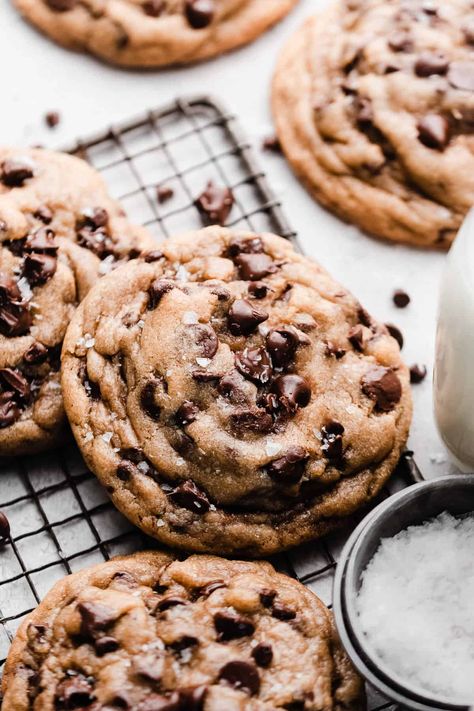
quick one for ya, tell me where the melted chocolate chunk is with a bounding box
[192,324,218,358]
[448,61,474,91]
[265,447,309,484]
[414,53,448,77]
[325,341,346,359]
[0,368,30,400]
[175,401,199,427]
[148,279,175,309]
[33,206,53,224]
[185,0,214,29]
[169,636,199,654]
[321,421,344,464]
[24,342,48,364]
[0,273,31,337]
[218,661,260,696]
[198,580,226,597]
[22,253,57,286]
[252,642,273,668]
[214,611,255,641]
[417,114,450,150]
[230,408,273,434]
[248,281,268,299]
[141,381,162,420]
[169,480,210,514]
[259,588,276,607]
[156,596,188,612]
[143,0,164,16]
[266,328,300,367]
[143,250,164,263]
[386,323,404,349]
[80,207,109,230]
[393,289,410,308]
[361,366,402,412]
[410,363,427,383]
[178,686,207,711]
[78,601,117,638]
[227,236,264,257]
[217,370,247,403]
[271,375,311,414]
[55,673,95,710]
[348,325,365,352]
[0,511,11,544]
[0,392,20,429]
[227,299,268,336]
[25,227,58,254]
[235,252,277,281]
[1,158,35,187]
[272,603,296,621]
[194,181,233,224]
[116,461,137,482]
[235,346,272,384]
[94,636,119,656]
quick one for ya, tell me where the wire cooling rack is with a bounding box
[0,96,421,709]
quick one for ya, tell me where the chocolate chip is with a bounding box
[194,180,233,224]
[214,611,255,641]
[45,0,78,9]
[33,206,53,224]
[116,461,136,482]
[185,0,214,28]
[1,158,35,187]
[272,603,296,621]
[325,342,346,359]
[192,324,218,358]
[271,375,311,413]
[55,674,95,710]
[0,392,20,429]
[228,236,264,257]
[348,325,365,352]
[141,381,161,420]
[234,253,277,281]
[94,636,119,656]
[148,279,175,309]
[0,368,30,401]
[178,686,207,711]
[248,281,268,299]
[266,328,299,368]
[228,299,268,336]
[448,61,474,91]
[80,207,109,230]
[198,580,226,597]
[410,364,427,383]
[361,366,402,412]
[210,285,231,301]
[143,250,164,263]
[230,408,273,434]
[169,636,199,654]
[23,342,48,365]
[174,401,198,428]
[218,661,260,696]
[262,135,282,153]
[78,601,117,638]
[388,32,413,52]
[393,289,410,308]
[259,589,276,608]
[414,53,448,77]
[143,0,165,16]
[156,596,188,612]
[22,253,57,286]
[0,511,11,544]
[169,480,210,514]
[235,346,272,384]
[265,447,309,484]
[25,227,58,255]
[321,421,344,463]
[156,184,174,202]
[385,323,404,349]
[417,114,450,150]
[45,111,60,128]
[217,371,247,403]
[252,642,273,668]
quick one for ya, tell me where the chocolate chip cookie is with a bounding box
[61,227,411,556]
[0,147,153,456]
[273,0,474,248]
[14,0,299,68]
[1,551,365,711]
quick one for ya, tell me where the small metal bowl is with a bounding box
[333,475,474,711]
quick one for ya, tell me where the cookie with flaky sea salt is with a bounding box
[273,0,474,248]
[14,0,299,68]
[61,226,411,556]
[0,147,154,457]
[1,551,365,711]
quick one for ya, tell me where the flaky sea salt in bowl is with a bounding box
[333,475,474,711]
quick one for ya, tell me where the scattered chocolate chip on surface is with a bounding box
[393,289,410,308]
[410,364,427,384]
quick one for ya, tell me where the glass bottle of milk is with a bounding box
[434,209,474,473]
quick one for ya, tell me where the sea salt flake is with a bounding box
[98,254,116,275]
[137,320,145,330]
[17,277,32,301]
[156,520,165,528]
[83,431,93,443]
[101,432,113,444]
[182,311,198,325]
[137,461,149,473]
[175,265,189,282]
[84,334,95,349]
[265,441,281,457]
[196,357,211,367]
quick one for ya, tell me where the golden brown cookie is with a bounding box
[14,0,299,68]
[61,227,412,556]
[1,551,366,711]
[272,0,474,248]
[0,147,153,456]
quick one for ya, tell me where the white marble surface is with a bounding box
[0,0,459,478]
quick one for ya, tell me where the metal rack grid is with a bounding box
[0,96,420,709]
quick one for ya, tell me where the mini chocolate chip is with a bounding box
[260,588,277,607]
[271,374,311,413]
[393,289,410,308]
[141,381,161,420]
[185,0,214,28]
[143,250,164,263]
[33,206,53,224]
[199,580,226,597]
[23,253,57,286]
[321,421,344,463]
[388,32,413,52]
[262,135,282,152]
[414,53,448,77]
[95,636,119,656]
[218,661,260,696]
[1,158,35,187]
[214,611,255,641]
[410,364,427,383]
[78,601,117,638]
[248,281,268,299]
[230,408,273,434]
[325,341,346,359]
[24,342,48,364]
[55,674,95,710]
[385,323,404,349]
[169,480,210,514]
[193,324,218,358]
[235,346,272,384]
[227,236,264,257]
[348,325,365,352]
[156,596,188,612]
[361,366,402,412]
[272,603,296,621]
[266,328,299,368]
[0,511,11,544]
[448,61,474,91]
[252,642,273,668]
[148,279,175,309]
[143,0,164,16]
[0,392,20,428]
[116,461,136,481]
[417,114,450,150]
[194,180,233,224]
[265,447,309,484]
[228,299,268,336]
[235,253,277,281]
[175,401,199,427]
[0,368,30,400]
[45,111,60,128]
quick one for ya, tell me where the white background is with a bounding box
[0,0,458,478]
